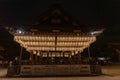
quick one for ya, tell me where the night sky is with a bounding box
[0,0,119,25]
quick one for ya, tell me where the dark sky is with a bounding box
[0,0,119,58]
[0,0,119,37]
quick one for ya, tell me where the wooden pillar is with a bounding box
[78,52,81,64]
[69,52,72,64]
[73,51,75,64]
[39,51,42,64]
[19,46,23,64]
[50,52,52,64]
[71,51,74,64]
[40,52,43,64]
[35,53,37,63]
[36,51,40,64]
[47,52,49,64]
[88,47,91,60]
[29,51,33,64]
[63,52,65,64]
[59,52,62,64]
[48,52,50,64]
[88,47,91,64]
[37,51,39,64]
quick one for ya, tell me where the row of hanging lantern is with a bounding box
[27,47,55,51]
[14,36,95,46]
[14,35,96,42]
[57,42,89,46]
[27,46,84,51]
[23,41,89,47]
[24,42,55,46]
[14,36,55,41]
[14,39,90,52]
[13,33,96,56]
[14,38,93,46]
[14,38,23,44]
[56,47,84,51]
[57,36,96,42]
[71,51,78,56]
[32,51,72,57]
[41,54,69,57]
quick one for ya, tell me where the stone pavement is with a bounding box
[0,76,120,80]
[0,68,7,78]
[102,64,120,76]
[0,64,120,80]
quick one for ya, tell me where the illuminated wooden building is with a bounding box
[6,4,104,76]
